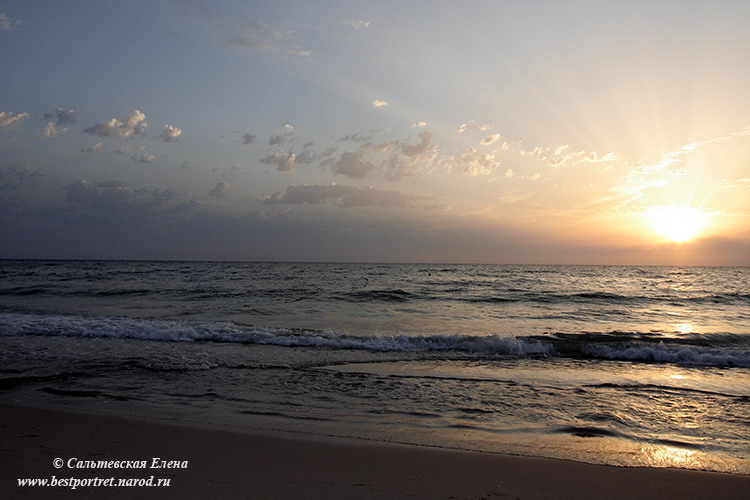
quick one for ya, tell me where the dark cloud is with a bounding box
[43,107,76,136]
[336,134,374,143]
[264,184,413,209]
[241,133,256,145]
[79,143,102,153]
[332,150,375,179]
[210,181,233,197]
[43,108,76,125]
[267,123,294,146]
[0,164,44,191]
[260,152,296,175]
[227,20,282,51]
[384,131,438,181]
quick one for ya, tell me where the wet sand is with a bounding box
[2,404,748,499]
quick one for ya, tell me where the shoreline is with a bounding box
[2,403,748,499]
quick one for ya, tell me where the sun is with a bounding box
[644,205,711,243]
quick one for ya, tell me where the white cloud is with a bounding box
[84,110,148,139]
[412,121,427,128]
[371,100,389,108]
[131,153,155,163]
[0,111,30,129]
[445,147,502,176]
[480,133,502,146]
[0,13,20,31]
[520,144,617,168]
[346,20,371,30]
[458,122,493,133]
[44,122,66,137]
[210,181,233,197]
[157,125,182,143]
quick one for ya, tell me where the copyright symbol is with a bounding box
[53,458,64,469]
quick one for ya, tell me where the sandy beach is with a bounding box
[1,404,747,499]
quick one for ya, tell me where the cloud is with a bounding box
[0,164,44,191]
[445,147,502,176]
[384,131,438,180]
[480,133,502,146]
[64,180,182,210]
[42,108,76,136]
[131,153,155,163]
[336,133,373,143]
[80,142,102,153]
[44,122,66,137]
[264,183,413,208]
[346,20,371,30]
[43,108,75,124]
[65,179,134,205]
[412,121,427,128]
[0,13,20,31]
[295,146,336,165]
[227,20,280,50]
[268,123,295,145]
[260,152,296,175]
[157,125,182,143]
[241,132,256,145]
[0,111,29,129]
[338,187,413,209]
[458,122,493,133]
[332,150,376,179]
[209,181,233,197]
[84,110,148,139]
[371,100,389,108]
[226,19,310,56]
[177,2,310,56]
[268,134,290,146]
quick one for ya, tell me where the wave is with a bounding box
[337,289,416,303]
[1,313,748,368]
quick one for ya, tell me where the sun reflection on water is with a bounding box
[647,445,698,467]
[673,322,695,334]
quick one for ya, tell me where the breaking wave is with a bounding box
[1,313,748,368]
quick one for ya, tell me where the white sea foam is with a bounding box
[2,312,748,367]
[0,312,550,355]
[583,343,750,368]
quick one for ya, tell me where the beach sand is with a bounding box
[2,404,748,499]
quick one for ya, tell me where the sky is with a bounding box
[1,0,749,265]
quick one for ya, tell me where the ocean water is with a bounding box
[1,260,748,474]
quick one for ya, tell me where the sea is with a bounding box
[1,260,748,474]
